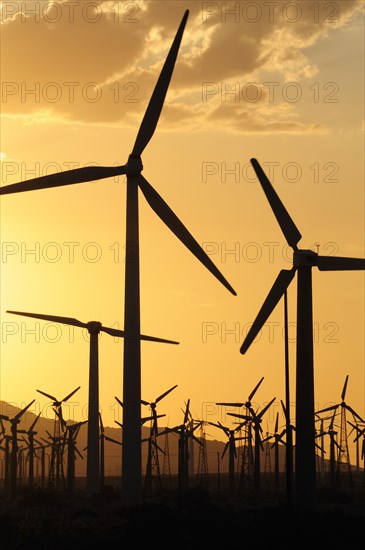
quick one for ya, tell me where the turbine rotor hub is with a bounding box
[293,249,318,267]
[126,154,143,177]
[87,321,102,334]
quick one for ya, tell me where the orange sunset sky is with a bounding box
[0,0,364,463]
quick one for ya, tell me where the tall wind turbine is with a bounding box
[240,158,365,508]
[6,309,177,497]
[0,10,236,505]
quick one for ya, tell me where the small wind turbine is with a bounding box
[316,375,364,486]
[0,400,35,498]
[6,309,177,497]
[228,397,276,495]
[261,412,286,494]
[36,385,80,490]
[23,413,41,489]
[141,384,177,496]
[209,420,246,497]
[0,10,236,506]
[240,158,365,508]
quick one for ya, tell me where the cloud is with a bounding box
[0,0,363,133]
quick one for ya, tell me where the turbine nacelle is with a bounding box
[293,249,318,267]
[126,154,143,177]
[86,321,102,334]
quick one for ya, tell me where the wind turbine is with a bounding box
[216,377,264,489]
[0,400,35,498]
[240,158,365,508]
[0,10,236,506]
[141,384,177,496]
[208,420,246,497]
[228,397,276,495]
[316,375,364,486]
[36,385,80,490]
[23,413,41,489]
[6,309,177,497]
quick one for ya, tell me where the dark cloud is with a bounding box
[1,0,362,132]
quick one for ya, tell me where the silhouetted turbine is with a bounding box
[36,385,80,490]
[209,420,246,496]
[1,10,236,506]
[0,400,35,498]
[23,413,41,488]
[228,397,276,495]
[7,309,177,497]
[240,158,365,508]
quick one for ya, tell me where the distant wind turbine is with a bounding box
[6,309,177,497]
[0,400,35,498]
[240,158,365,508]
[0,9,236,505]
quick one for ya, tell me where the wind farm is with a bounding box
[0,0,364,545]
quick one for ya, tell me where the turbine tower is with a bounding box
[240,158,365,508]
[0,10,236,506]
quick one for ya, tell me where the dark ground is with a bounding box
[1,476,364,548]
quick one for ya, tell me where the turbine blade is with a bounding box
[0,165,126,195]
[62,386,81,403]
[115,396,123,408]
[345,404,364,423]
[75,446,84,460]
[6,310,86,329]
[131,10,189,156]
[221,442,229,459]
[156,384,178,404]
[99,413,104,433]
[248,377,264,402]
[316,404,339,415]
[140,333,180,345]
[138,174,236,296]
[105,436,122,446]
[140,399,150,407]
[240,268,296,354]
[317,255,365,271]
[37,389,58,402]
[14,400,35,422]
[227,412,251,421]
[101,325,179,345]
[29,413,41,432]
[341,375,349,401]
[257,397,276,420]
[250,158,302,249]
[215,402,244,407]
[184,399,190,425]
[274,413,279,433]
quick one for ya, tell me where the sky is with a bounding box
[0,0,364,465]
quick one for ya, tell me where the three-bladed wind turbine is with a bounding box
[240,158,365,508]
[0,400,35,498]
[228,397,276,495]
[141,384,177,496]
[36,385,80,490]
[261,412,286,494]
[316,375,364,485]
[208,420,246,496]
[23,413,41,489]
[6,309,177,497]
[1,10,236,505]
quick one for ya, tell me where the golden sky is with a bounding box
[1,1,364,462]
